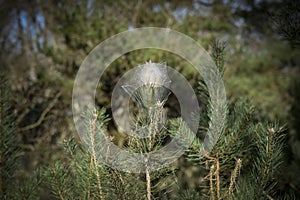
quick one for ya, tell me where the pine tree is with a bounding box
[42,41,293,199]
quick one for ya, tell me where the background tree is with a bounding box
[271,0,300,195]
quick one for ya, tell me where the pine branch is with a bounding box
[46,162,71,200]
[215,158,221,200]
[0,74,21,198]
[107,167,124,200]
[89,108,104,200]
[254,125,285,197]
[17,171,42,200]
[227,158,242,195]
[209,164,215,200]
[146,164,152,200]
[211,40,226,76]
